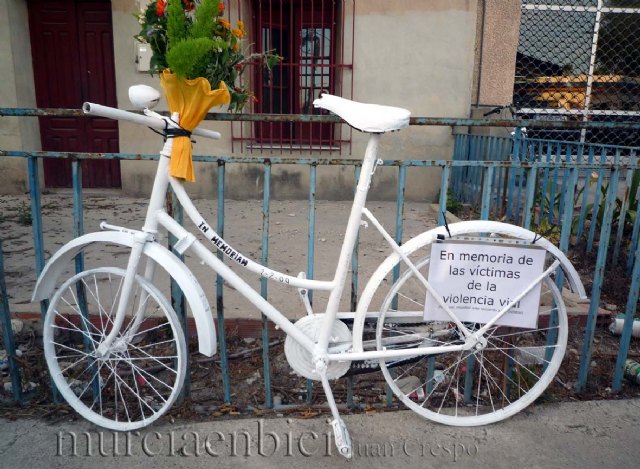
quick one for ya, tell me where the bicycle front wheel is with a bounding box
[43,267,187,431]
[371,229,568,426]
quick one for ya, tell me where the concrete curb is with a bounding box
[1,398,639,468]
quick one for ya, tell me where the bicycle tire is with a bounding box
[43,267,187,431]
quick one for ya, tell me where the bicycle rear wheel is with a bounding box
[43,267,187,431]
[371,229,568,426]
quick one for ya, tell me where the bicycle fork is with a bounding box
[95,230,153,357]
[96,127,174,357]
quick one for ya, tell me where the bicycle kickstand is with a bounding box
[317,362,352,459]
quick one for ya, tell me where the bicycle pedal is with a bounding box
[331,418,352,459]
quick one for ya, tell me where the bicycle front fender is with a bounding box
[352,220,587,353]
[32,231,217,357]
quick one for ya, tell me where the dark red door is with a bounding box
[28,0,120,188]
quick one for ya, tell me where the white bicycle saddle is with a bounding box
[313,93,411,133]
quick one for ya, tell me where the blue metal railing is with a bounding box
[453,132,640,393]
[3,108,640,407]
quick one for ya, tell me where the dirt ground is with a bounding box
[0,192,438,319]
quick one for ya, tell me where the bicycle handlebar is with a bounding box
[82,102,222,140]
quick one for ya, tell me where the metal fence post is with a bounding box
[306,164,317,404]
[0,242,23,404]
[168,188,189,399]
[576,161,620,391]
[216,161,231,403]
[261,162,273,408]
[612,235,640,391]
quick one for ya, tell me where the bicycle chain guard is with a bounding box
[284,315,352,380]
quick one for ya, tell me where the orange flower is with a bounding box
[237,20,244,30]
[156,0,166,16]
[232,28,245,39]
[218,1,225,14]
[218,18,231,29]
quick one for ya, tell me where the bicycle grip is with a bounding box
[82,102,222,140]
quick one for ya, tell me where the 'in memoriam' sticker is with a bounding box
[424,242,546,329]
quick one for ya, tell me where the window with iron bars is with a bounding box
[230,0,354,153]
[514,0,640,146]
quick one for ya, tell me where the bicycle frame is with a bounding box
[93,109,577,367]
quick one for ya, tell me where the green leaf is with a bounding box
[166,38,217,78]
[191,0,219,39]
[167,0,187,45]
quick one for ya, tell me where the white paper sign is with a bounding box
[424,241,546,329]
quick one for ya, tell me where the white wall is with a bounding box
[350,0,477,200]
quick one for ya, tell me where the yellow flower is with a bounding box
[232,28,245,39]
[218,18,231,29]
[237,20,244,29]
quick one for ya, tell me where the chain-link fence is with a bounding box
[514,0,640,146]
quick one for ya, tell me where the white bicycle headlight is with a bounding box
[128,84,161,110]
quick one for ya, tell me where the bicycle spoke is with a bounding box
[58,354,93,375]
[58,296,103,340]
[81,276,116,336]
[110,355,178,361]
[122,355,171,404]
[52,340,93,357]
[125,348,148,422]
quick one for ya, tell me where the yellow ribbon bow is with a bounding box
[160,70,231,182]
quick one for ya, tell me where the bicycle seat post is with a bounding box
[315,133,381,358]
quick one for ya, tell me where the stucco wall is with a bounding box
[470,0,521,140]
[0,0,41,194]
[471,0,521,107]
[351,0,477,200]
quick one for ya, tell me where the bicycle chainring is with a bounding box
[284,315,352,380]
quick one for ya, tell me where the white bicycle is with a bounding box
[33,89,586,459]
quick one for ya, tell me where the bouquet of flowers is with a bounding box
[136,0,280,181]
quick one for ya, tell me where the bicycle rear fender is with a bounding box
[32,231,217,357]
[352,220,587,353]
